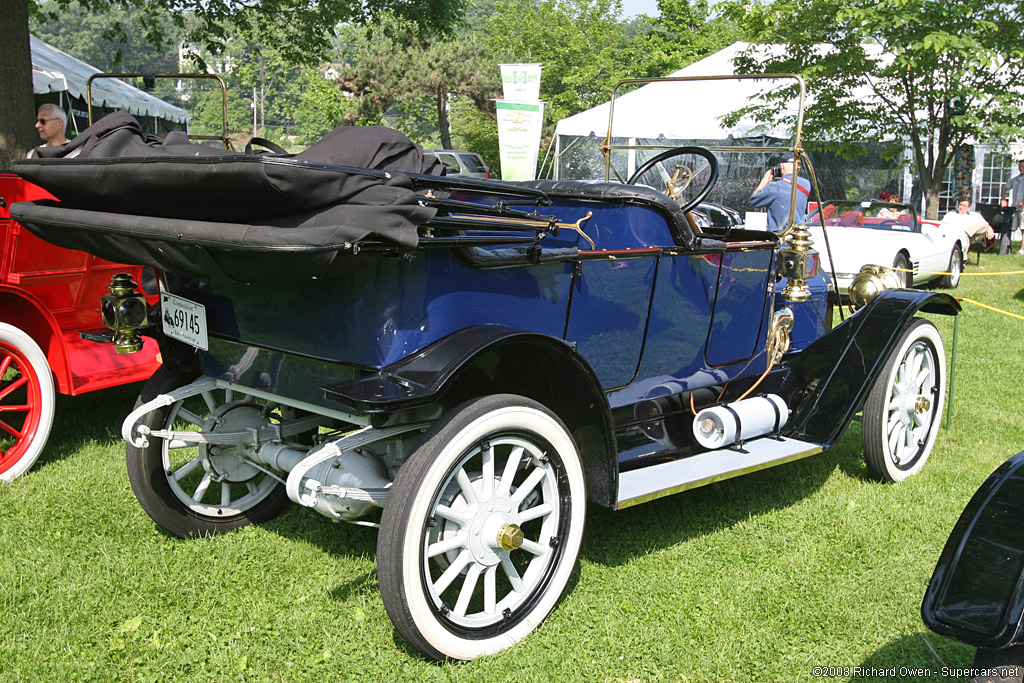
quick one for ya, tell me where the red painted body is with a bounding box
[0,173,160,396]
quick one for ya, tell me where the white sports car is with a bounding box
[807,200,969,292]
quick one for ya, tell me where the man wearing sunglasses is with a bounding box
[28,104,69,157]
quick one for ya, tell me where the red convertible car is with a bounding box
[0,173,160,481]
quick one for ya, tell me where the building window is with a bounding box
[937,164,961,215]
[981,151,1013,204]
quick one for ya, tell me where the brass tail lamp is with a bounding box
[777,222,819,303]
[100,273,149,354]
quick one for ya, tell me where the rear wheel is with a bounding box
[862,318,945,482]
[0,323,55,482]
[939,245,963,289]
[377,394,586,660]
[126,367,289,537]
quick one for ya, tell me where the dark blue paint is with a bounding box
[706,248,773,366]
[777,274,832,352]
[177,251,573,368]
[165,185,839,475]
[566,256,658,388]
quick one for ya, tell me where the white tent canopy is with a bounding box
[31,35,188,125]
[554,43,799,142]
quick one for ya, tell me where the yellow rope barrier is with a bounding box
[894,267,1024,276]
[879,268,1024,320]
[956,297,1024,322]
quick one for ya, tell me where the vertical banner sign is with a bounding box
[496,101,545,181]
[500,63,542,102]
[498,63,543,180]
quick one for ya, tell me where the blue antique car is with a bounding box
[10,77,960,661]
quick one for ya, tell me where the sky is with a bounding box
[621,0,661,19]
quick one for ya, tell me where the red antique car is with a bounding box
[0,172,160,481]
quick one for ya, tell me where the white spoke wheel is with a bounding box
[862,318,945,482]
[126,367,289,538]
[0,323,54,482]
[377,395,586,661]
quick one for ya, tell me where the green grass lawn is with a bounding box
[2,252,1024,682]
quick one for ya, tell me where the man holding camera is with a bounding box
[750,152,810,232]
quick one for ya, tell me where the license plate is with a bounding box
[161,293,209,350]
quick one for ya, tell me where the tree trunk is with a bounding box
[923,183,941,220]
[918,160,946,220]
[0,0,41,168]
[437,91,451,150]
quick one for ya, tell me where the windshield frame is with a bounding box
[601,74,808,233]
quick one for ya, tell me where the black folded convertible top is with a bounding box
[11,111,441,281]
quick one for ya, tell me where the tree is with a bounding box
[414,37,498,150]
[720,0,1024,218]
[292,68,357,146]
[1,2,39,163]
[2,0,467,166]
[336,16,498,148]
[483,0,642,129]
[633,0,744,77]
[30,1,177,73]
[186,87,254,140]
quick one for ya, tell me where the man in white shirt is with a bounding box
[1001,159,1024,254]
[27,103,69,158]
[941,199,995,246]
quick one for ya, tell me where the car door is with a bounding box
[917,218,956,277]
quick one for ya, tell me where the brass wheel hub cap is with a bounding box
[497,523,524,551]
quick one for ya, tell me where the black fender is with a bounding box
[322,325,619,507]
[781,289,960,445]
[922,451,1024,649]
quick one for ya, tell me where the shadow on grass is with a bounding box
[40,375,874,651]
[581,433,866,567]
[261,506,379,560]
[34,381,148,471]
[851,632,973,681]
[264,426,871,598]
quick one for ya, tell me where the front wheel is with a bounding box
[377,395,586,660]
[862,318,945,482]
[0,323,55,482]
[938,245,963,289]
[126,367,290,538]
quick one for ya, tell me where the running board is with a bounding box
[616,436,824,509]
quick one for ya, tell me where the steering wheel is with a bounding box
[626,146,719,212]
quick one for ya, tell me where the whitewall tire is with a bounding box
[377,394,586,661]
[862,318,945,482]
[0,323,55,482]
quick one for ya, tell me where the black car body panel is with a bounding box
[923,451,1024,649]
[782,289,960,446]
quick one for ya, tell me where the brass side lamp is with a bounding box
[100,273,149,354]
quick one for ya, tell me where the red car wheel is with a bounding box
[0,324,55,482]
